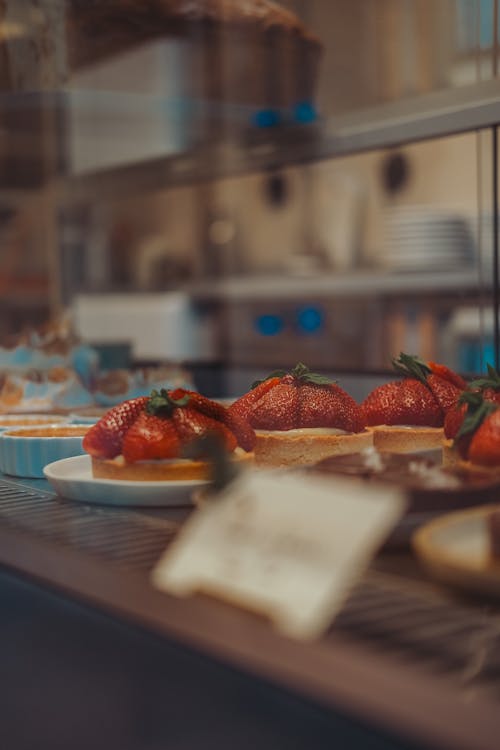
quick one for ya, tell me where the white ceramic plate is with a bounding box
[68,412,102,424]
[412,504,500,599]
[0,414,69,432]
[43,454,207,507]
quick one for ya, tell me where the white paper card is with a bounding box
[151,469,406,640]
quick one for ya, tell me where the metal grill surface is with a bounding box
[334,573,500,702]
[0,477,179,572]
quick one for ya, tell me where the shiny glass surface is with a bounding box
[0,1,498,375]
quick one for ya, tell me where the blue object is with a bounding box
[296,306,324,335]
[293,101,318,124]
[458,339,494,373]
[252,109,282,128]
[255,314,284,337]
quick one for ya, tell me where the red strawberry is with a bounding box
[222,409,256,452]
[298,383,364,432]
[468,409,500,466]
[367,352,466,427]
[426,373,462,415]
[229,376,282,421]
[361,379,442,427]
[443,402,467,440]
[467,364,500,404]
[172,407,237,453]
[169,388,227,422]
[444,401,471,458]
[481,387,500,405]
[170,387,256,451]
[428,362,467,390]
[82,396,149,459]
[233,364,364,433]
[122,412,180,462]
[447,392,499,460]
[162,387,255,452]
[249,382,299,431]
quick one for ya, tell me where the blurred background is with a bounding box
[1,0,500,398]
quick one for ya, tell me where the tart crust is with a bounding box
[456,459,500,479]
[367,426,444,454]
[91,448,253,481]
[441,437,459,467]
[254,430,373,467]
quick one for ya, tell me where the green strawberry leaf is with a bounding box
[290,362,331,385]
[457,390,485,408]
[291,362,309,379]
[391,352,431,385]
[455,393,497,441]
[146,388,190,416]
[468,363,500,391]
[251,362,335,390]
[299,371,334,386]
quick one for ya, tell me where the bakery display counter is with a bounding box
[1,472,500,750]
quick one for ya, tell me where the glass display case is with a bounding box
[1,1,500,389]
[3,5,500,750]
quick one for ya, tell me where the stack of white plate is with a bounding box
[381,207,473,272]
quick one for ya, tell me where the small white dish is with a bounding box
[43,454,207,507]
[68,410,104,424]
[0,413,68,431]
[0,424,89,479]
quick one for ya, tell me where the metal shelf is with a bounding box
[185,268,486,301]
[2,79,500,200]
[325,78,500,156]
[57,78,500,202]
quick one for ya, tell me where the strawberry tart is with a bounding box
[443,392,500,478]
[228,362,372,467]
[443,365,500,466]
[83,389,254,481]
[361,353,466,453]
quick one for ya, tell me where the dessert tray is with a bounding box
[412,505,500,599]
[43,455,206,508]
[312,449,500,548]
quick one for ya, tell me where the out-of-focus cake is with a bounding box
[66,0,322,114]
[91,365,195,407]
[0,367,95,413]
[0,321,98,381]
[312,448,500,514]
[0,320,98,413]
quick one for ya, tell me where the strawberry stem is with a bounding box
[252,362,333,389]
[392,352,431,384]
[468,363,500,391]
[146,388,190,417]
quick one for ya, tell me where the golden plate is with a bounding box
[412,504,500,599]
